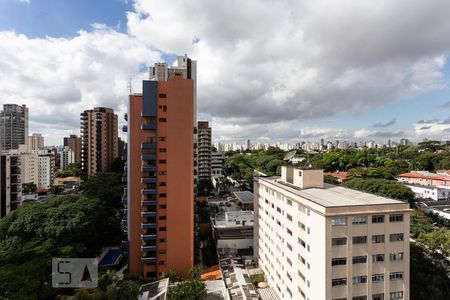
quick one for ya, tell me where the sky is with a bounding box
[0,0,450,146]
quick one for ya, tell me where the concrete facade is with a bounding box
[0,104,28,151]
[0,153,22,217]
[126,60,195,280]
[254,167,410,300]
[29,133,44,150]
[80,107,118,175]
[64,134,82,164]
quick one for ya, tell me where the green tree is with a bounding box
[167,280,207,300]
[417,229,450,258]
[198,178,214,196]
[162,270,182,283]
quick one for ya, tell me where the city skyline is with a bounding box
[1,0,450,145]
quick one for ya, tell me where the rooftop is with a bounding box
[213,211,254,228]
[219,257,259,300]
[233,191,254,204]
[260,176,405,208]
[398,172,450,181]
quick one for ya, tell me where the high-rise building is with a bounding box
[0,153,22,217]
[29,133,44,150]
[125,59,195,280]
[211,151,224,176]
[32,150,54,190]
[20,153,39,187]
[60,146,75,171]
[80,107,118,175]
[63,134,82,164]
[0,104,29,151]
[197,121,212,180]
[254,166,410,300]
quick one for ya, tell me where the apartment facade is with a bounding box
[126,61,195,279]
[0,153,22,217]
[0,104,29,151]
[212,151,225,176]
[80,107,118,175]
[60,146,75,170]
[64,134,82,163]
[197,121,212,180]
[254,167,410,300]
[29,133,44,150]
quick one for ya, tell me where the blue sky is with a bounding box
[0,0,132,37]
[0,0,450,145]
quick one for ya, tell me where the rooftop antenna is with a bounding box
[127,76,134,94]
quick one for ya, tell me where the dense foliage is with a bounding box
[0,195,118,299]
[167,280,207,300]
[55,162,83,178]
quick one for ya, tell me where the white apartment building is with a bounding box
[31,150,54,190]
[28,133,44,150]
[20,153,39,186]
[254,166,410,300]
[60,146,75,170]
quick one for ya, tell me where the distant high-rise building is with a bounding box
[64,134,82,164]
[80,107,118,175]
[0,153,22,217]
[399,138,411,146]
[125,58,195,280]
[254,166,410,300]
[246,139,251,151]
[29,133,44,150]
[0,104,29,151]
[197,121,212,180]
[60,146,75,171]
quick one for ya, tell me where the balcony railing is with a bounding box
[141,245,157,251]
[141,155,156,161]
[141,123,157,130]
[141,223,158,229]
[141,234,157,241]
[142,143,157,149]
[142,165,156,172]
[141,189,157,195]
[141,200,157,206]
[141,177,157,184]
[141,211,157,217]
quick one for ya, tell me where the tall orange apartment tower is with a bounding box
[126,57,195,279]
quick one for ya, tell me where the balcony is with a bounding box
[142,165,156,172]
[141,143,157,149]
[123,208,128,215]
[141,123,157,130]
[141,223,158,229]
[122,176,127,183]
[141,200,157,206]
[122,125,128,133]
[141,177,157,184]
[141,154,156,161]
[141,245,157,251]
[141,257,157,264]
[141,234,157,241]
[141,211,157,217]
[141,189,157,195]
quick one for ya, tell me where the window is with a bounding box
[372,254,384,262]
[159,193,166,198]
[298,270,305,281]
[159,118,167,122]
[390,252,404,261]
[286,257,292,266]
[352,256,367,264]
[332,237,347,246]
[298,238,306,248]
[159,159,166,164]
[158,137,167,141]
[287,242,292,251]
[372,274,384,282]
[332,278,347,287]
[389,214,403,222]
[287,228,292,236]
[352,276,367,284]
[158,249,166,254]
[159,171,167,175]
[372,235,385,244]
[287,214,292,221]
[353,297,367,300]
[159,182,166,186]
[287,199,292,206]
[159,93,167,98]
[159,148,166,153]
[353,236,367,244]
[298,221,306,230]
[331,217,347,226]
[372,215,384,223]
[332,258,347,266]
[158,261,165,265]
[159,204,167,209]
[390,233,404,242]
[158,227,166,231]
[353,216,367,224]
[389,272,403,281]
[372,294,384,300]
[390,292,403,300]
[158,216,166,220]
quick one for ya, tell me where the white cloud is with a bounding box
[16,0,30,4]
[414,119,450,139]
[2,0,450,144]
